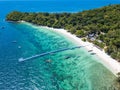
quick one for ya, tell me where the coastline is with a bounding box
[19,21,120,76]
[40,26,120,77]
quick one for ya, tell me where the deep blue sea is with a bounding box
[0,1,120,90]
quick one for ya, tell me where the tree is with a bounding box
[6,4,120,60]
[75,30,84,37]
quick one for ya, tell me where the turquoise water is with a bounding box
[0,1,120,90]
[1,22,116,90]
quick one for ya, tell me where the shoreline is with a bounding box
[40,26,120,77]
[18,21,120,76]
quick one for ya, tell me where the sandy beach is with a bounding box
[41,26,120,76]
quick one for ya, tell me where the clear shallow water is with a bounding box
[0,22,117,90]
[0,1,120,90]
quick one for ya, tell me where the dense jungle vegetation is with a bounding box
[6,4,120,61]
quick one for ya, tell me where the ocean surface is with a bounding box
[0,1,120,90]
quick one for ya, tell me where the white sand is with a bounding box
[41,26,120,76]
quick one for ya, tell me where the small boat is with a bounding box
[64,56,70,59]
[18,46,21,49]
[45,59,52,63]
[88,50,93,52]
[91,53,96,55]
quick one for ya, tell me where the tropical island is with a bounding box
[6,4,120,62]
[5,4,120,89]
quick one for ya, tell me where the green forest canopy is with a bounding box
[6,4,120,61]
